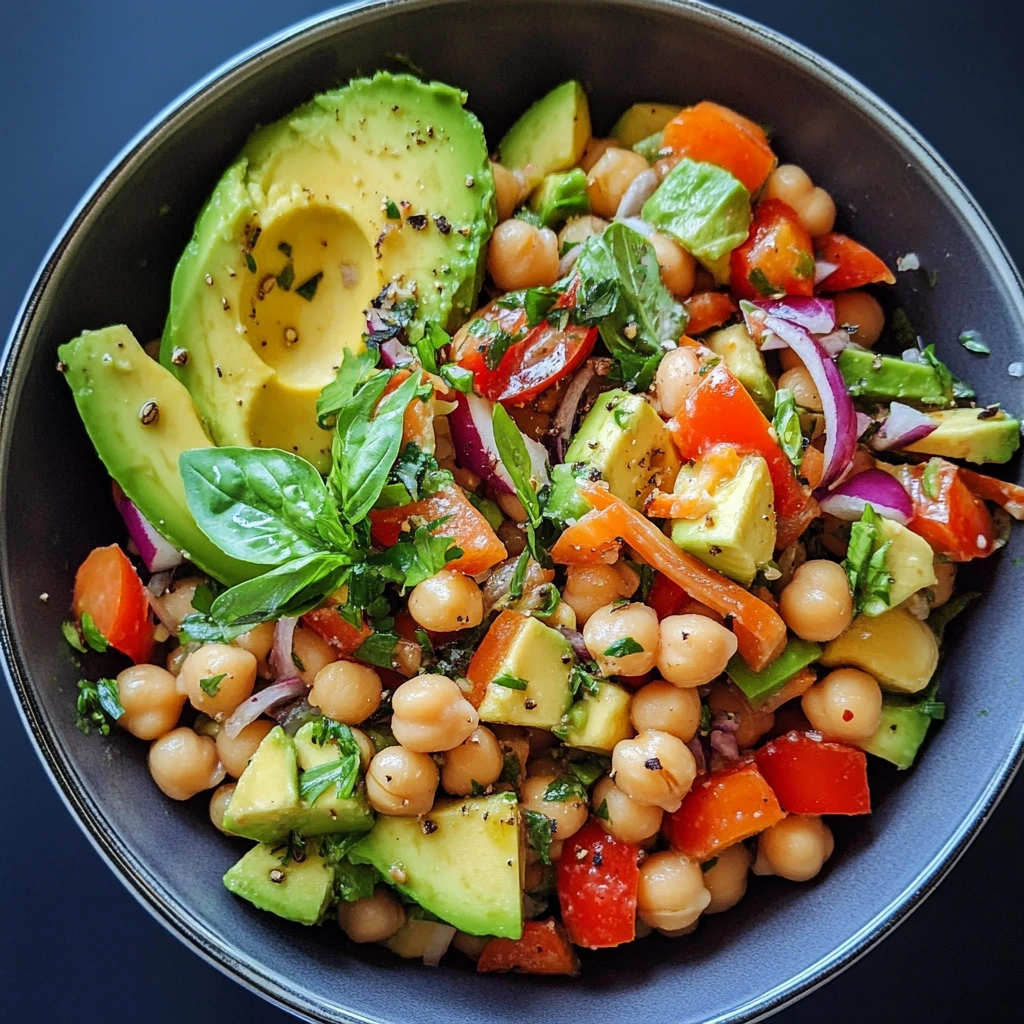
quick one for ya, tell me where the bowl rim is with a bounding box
[2,1,1023,1021]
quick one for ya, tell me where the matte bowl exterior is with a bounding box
[2,2,1022,1022]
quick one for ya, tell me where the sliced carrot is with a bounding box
[477,919,580,976]
[301,607,371,656]
[465,609,529,708]
[815,233,895,291]
[644,491,714,520]
[550,507,624,565]
[662,101,775,192]
[73,545,154,664]
[756,665,817,713]
[683,291,738,335]
[958,467,1024,521]
[577,480,787,671]
[369,485,506,575]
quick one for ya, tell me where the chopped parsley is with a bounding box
[384,198,401,220]
[61,620,86,653]
[199,673,226,696]
[543,776,587,802]
[492,672,529,691]
[747,267,784,298]
[958,329,989,355]
[523,809,556,865]
[295,271,323,302]
[594,799,610,820]
[772,387,804,469]
[75,677,124,736]
[276,262,295,291]
[80,612,109,653]
[602,636,644,657]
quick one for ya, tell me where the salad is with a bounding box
[58,73,1023,973]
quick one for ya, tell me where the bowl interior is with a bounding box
[2,2,1023,1022]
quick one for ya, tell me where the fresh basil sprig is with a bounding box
[842,503,894,616]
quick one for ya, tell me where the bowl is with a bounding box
[2,1,1022,1021]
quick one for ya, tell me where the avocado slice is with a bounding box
[904,407,1021,464]
[350,793,523,938]
[853,694,937,769]
[58,325,261,586]
[837,347,952,406]
[611,102,681,148]
[162,72,496,471]
[292,723,374,836]
[671,452,776,586]
[497,80,591,188]
[726,636,822,704]
[223,726,302,844]
[528,168,590,229]
[557,680,634,754]
[866,518,937,617]
[706,324,776,417]
[223,842,334,925]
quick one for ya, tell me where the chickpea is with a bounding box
[657,614,738,688]
[562,562,639,626]
[801,667,882,741]
[778,366,822,412]
[392,639,422,678]
[154,576,202,633]
[777,347,803,373]
[391,674,479,753]
[649,233,696,298]
[209,782,236,834]
[929,560,956,609]
[702,843,751,914]
[833,290,885,348]
[487,220,559,291]
[611,729,696,812]
[490,161,526,221]
[232,621,275,662]
[365,746,439,816]
[584,601,660,676]
[655,346,703,418]
[586,148,650,218]
[496,492,528,523]
[630,681,702,741]
[557,214,608,252]
[441,726,504,796]
[116,664,186,740]
[350,728,375,770]
[521,774,589,842]
[763,164,836,236]
[148,727,225,800]
[797,187,837,238]
[637,851,710,931]
[309,661,382,726]
[764,164,812,206]
[779,560,853,643]
[706,681,775,749]
[753,815,834,882]
[592,777,663,843]
[408,570,484,634]
[337,888,407,943]
[291,625,337,686]
[179,643,257,719]
[579,137,616,173]
[452,931,489,961]
[543,598,577,631]
[216,719,274,778]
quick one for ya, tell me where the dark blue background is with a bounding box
[2,2,1021,1020]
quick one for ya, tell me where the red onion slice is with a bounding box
[816,329,852,357]
[557,626,590,661]
[113,488,183,572]
[855,412,874,438]
[685,735,707,773]
[750,297,836,336]
[818,468,913,525]
[615,168,660,220]
[869,401,939,451]
[380,338,415,367]
[614,216,652,238]
[548,359,599,462]
[421,923,457,967]
[814,260,839,285]
[270,616,299,680]
[223,677,307,738]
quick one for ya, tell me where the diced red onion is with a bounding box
[869,401,938,451]
[615,169,660,220]
[710,730,740,760]
[750,297,836,336]
[380,338,415,367]
[815,329,852,357]
[902,347,923,363]
[114,491,183,572]
[814,260,839,285]
[421,923,457,967]
[223,677,307,738]
[710,714,739,734]
[818,468,913,525]
[269,696,319,736]
[685,735,707,774]
[856,412,874,439]
[762,314,857,486]
[548,359,600,462]
[557,627,590,661]
[270,616,299,680]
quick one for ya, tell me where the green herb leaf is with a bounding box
[922,458,942,500]
[566,753,610,787]
[773,387,804,469]
[369,522,462,589]
[594,799,610,820]
[569,662,602,697]
[199,673,226,696]
[958,329,989,355]
[276,262,295,291]
[543,776,587,802]
[298,752,361,804]
[500,750,522,787]
[559,239,581,258]
[699,702,711,735]
[842,504,894,615]
[509,549,531,602]
[75,677,124,736]
[469,317,520,371]
[523,809,556,865]
[80,612,109,653]
[191,580,220,615]
[920,344,973,400]
[381,443,453,507]
[470,780,486,797]
[602,637,644,657]
[244,252,257,274]
[466,492,503,531]
[889,308,918,348]
[62,620,86,653]
[492,672,529,690]
[295,271,323,302]
[317,346,379,429]
[748,267,784,298]
[491,404,543,527]
[414,320,450,374]
[277,241,293,258]
[334,859,379,902]
[439,363,474,393]
[353,632,399,669]
[384,199,401,220]
[794,251,815,279]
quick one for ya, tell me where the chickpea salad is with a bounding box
[58,73,1023,972]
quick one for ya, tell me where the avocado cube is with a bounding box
[611,102,681,148]
[853,697,935,770]
[223,726,301,844]
[865,518,937,617]
[706,324,776,417]
[292,723,375,836]
[904,407,1021,464]
[726,637,822,704]
[671,453,776,586]
[837,347,952,405]
[559,681,634,754]
[632,131,666,164]
[350,793,523,938]
[528,168,590,229]
[223,842,334,926]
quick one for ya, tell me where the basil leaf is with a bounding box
[491,404,542,527]
[492,672,529,690]
[958,329,989,355]
[75,677,123,736]
[181,447,346,566]
[773,387,805,469]
[61,620,86,653]
[353,632,399,669]
[383,443,453,505]
[602,637,643,657]
[317,346,379,429]
[523,809,556,865]
[80,612,109,653]
[842,504,894,615]
[369,523,462,589]
[543,776,587,802]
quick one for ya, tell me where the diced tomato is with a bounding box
[301,606,371,657]
[72,544,154,664]
[550,507,623,565]
[958,467,1024,522]
[648,573,688,620]
[556,819,639,949]
[662,101,775,192]
[755,731,871,815]
[477,919,580,975]
[669,362,817,549]
[684,291,738,335]
[895,461,996,561]
[665,762,785,860]
[730,200,815,301]
[464,609,527,708]
[368,484,507,575]
[815,233,896,292]
[380,368,434,450]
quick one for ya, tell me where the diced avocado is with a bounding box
[292,723,375,836]
[57,326,261,587]
[558,681,634,754]
[223,842,334,926]
[837,348,952,406]
[821,606,939,694]
[632,132,666,164]
[162,73,495,471]
[223,726,302,844]
[528,168,590,229]
[853,695,937,769]
[726,637,822,704]
[497,81,591,188]
[350,793,523,938]
[611,102,681,147]
[476,614,574,730]
[904,407,1021,464]
[671,453,776,586]
[641,158,752,269]
[706,324,776,416]
[865,518,937,616]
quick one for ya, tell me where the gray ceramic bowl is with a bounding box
[2,1,1022,1021]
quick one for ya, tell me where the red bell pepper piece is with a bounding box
[301,606,371,657]
[684,291,738,335]
[755,730,871,815]
[958,467,1024,522]
[556,818,639,949]
[815,233,896,292]
[664,761,785,860]
[476,919,580,975]
[730,199,816,300]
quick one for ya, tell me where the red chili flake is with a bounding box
[842,710,854,722]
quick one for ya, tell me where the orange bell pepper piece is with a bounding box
[477,919,580,976]
[958,467,1024,521]
[683,291,738,335]
[576,479,787,671]
[301,606,372,657]
[815,233,896,291]
[550,507,624,565]
[464,609,528,708]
